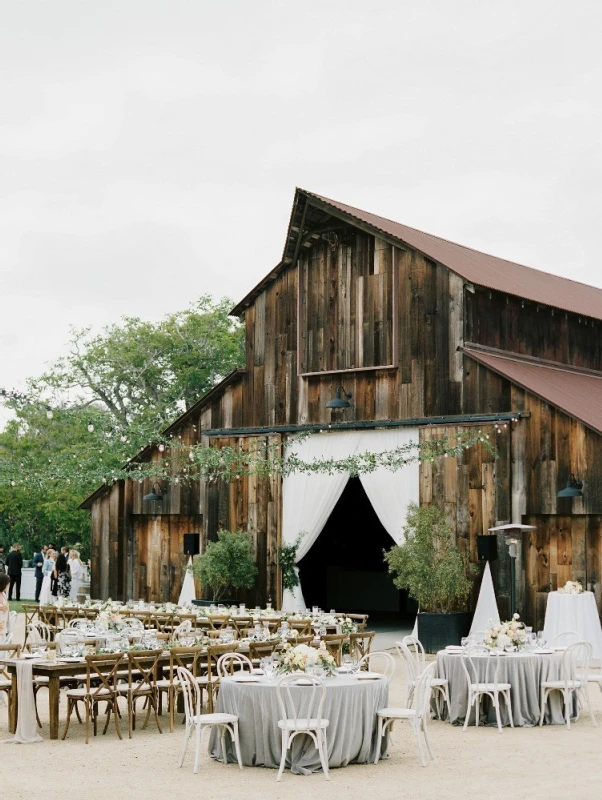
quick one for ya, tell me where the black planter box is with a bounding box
[417,611,472,653]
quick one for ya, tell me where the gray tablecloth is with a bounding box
[436,651,576,727]
[209,674,388,773]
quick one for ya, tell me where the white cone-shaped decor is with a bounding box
[178,557,196,606]
[470,561,500,635]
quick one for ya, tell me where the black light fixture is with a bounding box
[143,482,167,502]
[325,385,352,409]
[489,523,536,616]
[557,474,583,498]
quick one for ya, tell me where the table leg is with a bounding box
[48,675,61,739]
[9,673,18,733]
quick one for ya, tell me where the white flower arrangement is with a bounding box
[277,643,336,675]
[483,614,528,650]
[339,617,358,635]
[558,580,583,595]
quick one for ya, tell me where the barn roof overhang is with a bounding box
[230,188,602,322]
[463,344,602,436]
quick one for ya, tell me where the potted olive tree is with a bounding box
[192,530,258,605]
[384,502,474,653]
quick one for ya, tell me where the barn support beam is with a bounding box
[203,411,529,437]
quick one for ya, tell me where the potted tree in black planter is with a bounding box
[384,503,474,653]
[192,530,258,606]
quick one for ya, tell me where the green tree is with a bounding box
[384,502,473,613]
[0,295,245,554]
[37,295,244,428]
[192,530,258,601]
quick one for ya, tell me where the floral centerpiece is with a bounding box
[339,617,358,654]
[483,614,528,650]
[96,610,125,632]
[558,580,583,595]
[277,643,336,676]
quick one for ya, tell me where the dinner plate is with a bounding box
[536,649,555,655]
[336,666,354,673]
[553,646,567,651]
[22,653,42,659]
[355,672,382,680]
[291,678,313,686]
[230,674,261,683]
[59,657,85,663]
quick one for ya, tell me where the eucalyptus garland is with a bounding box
[0,426,500,489]
[278,534,305,590]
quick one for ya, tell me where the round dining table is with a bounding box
[436,649,576,727]
[209,672,388,773]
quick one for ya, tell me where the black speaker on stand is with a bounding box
[183,533,200,557]
[477,535,498,562]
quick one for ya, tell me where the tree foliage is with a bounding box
[0,296,244,556]
[384,502,473,613]
[192,530,258,601]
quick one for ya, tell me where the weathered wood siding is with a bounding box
[87,206,602,618]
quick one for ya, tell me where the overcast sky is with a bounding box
[1,1,601,400]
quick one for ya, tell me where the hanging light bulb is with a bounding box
[46,410,53,419]
[87,422,94,433]
[158,444,165,452]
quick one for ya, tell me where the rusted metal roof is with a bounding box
[463,345,602,434]
[231,188,602,320]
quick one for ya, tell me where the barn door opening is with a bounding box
[297,477,415,622]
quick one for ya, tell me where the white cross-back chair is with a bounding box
[397,636,450,717]
[176,666,243,774]
[374,661,437,767]
[540,641,596,728]
[577,654,602,694]
[216,652,253,677]
[27,621,53,644]
[172,619,193,641]
[68,617,91,629]
[358,650,396,683]
[552,631,580,647]
[460,645,513,733]
[275,674,329,782]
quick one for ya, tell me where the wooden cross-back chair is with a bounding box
[37,606,58,634]
[292,635,315,646]
[156,645,205,732]
[205,642,240,712]
[209,615,231,631]
[345,614,369,631]
[192,618,213,632]
[349,631,376,660]
[117,649,164,738]
[249,641,279,663]
[289,620,312,636]
[321,634,346,666]
[231,617,253,635]
[62,653,124,744]
[0,643,22,707]
[152,613,175,633]
[22,605,39,642]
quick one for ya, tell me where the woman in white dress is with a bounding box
[68,550,83,601]
[39,549,56,605]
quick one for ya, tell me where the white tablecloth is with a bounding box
[210,673,388,773]
[543,591,602,658]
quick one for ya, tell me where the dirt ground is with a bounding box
[2,615,601,800]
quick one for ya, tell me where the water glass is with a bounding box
[461,637,469,648]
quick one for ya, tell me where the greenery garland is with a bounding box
[278,534,305,591]
[0,426,500,489]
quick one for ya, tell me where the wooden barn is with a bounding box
[81,188,602,629]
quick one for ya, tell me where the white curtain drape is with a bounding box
[281,428,419,611]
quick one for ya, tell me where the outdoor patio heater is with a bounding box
[488,523,535,617]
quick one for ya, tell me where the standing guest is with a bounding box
[68,550,83,601]
[0,544,6,575]
[39,549,56,605]
[33,545,48,603]
[0,573,10,642]
[53,546,68,598]
[6,544,23,602]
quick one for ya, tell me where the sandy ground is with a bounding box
[2,615,601,800]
